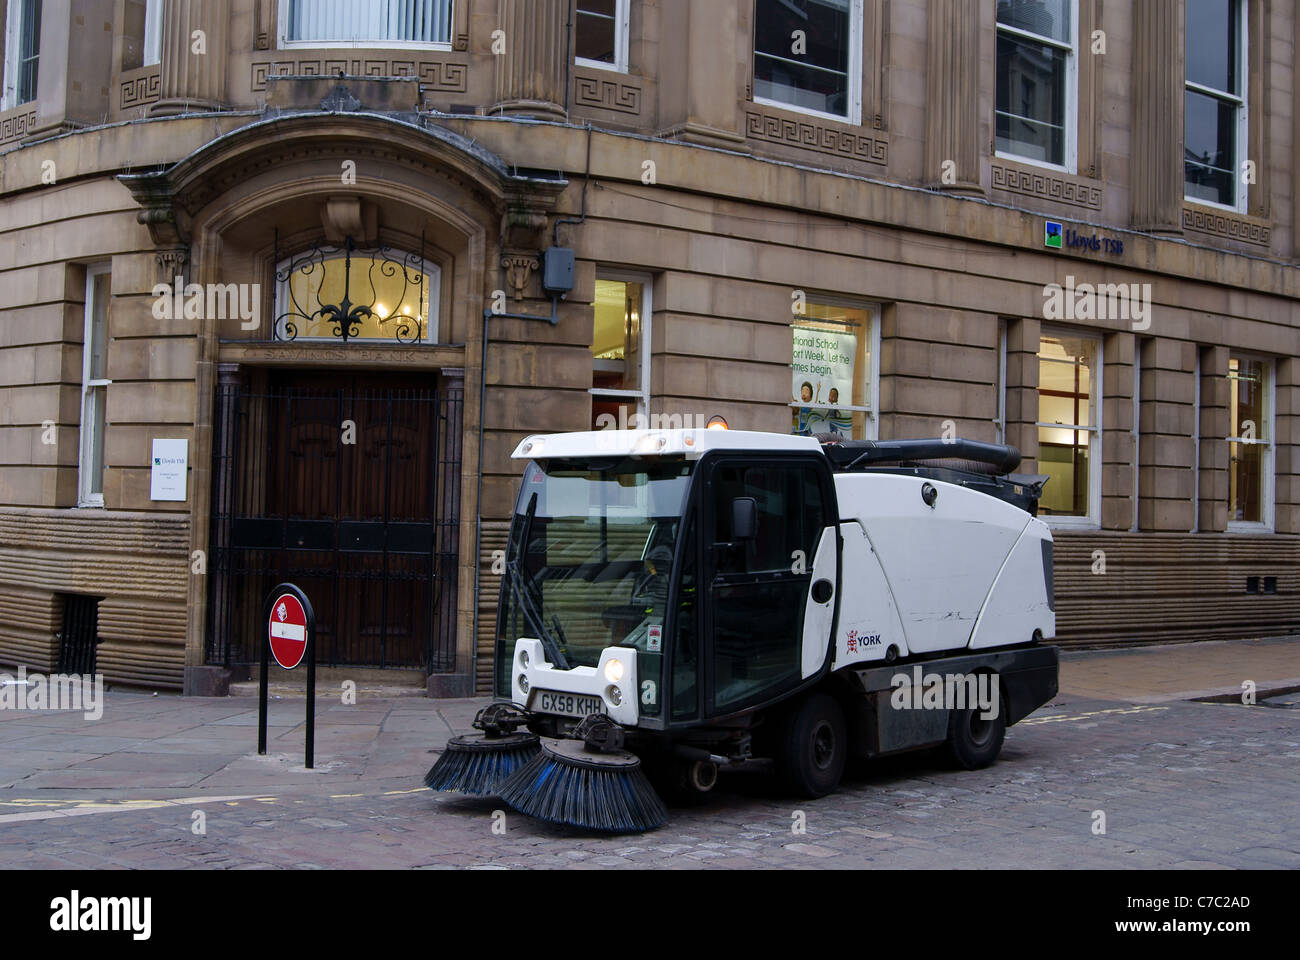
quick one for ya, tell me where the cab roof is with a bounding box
[510,429,823,461]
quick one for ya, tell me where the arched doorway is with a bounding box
[120,113,567,691]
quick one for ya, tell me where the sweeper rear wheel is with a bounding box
[775,692,847,798]
[944,698,1006,770]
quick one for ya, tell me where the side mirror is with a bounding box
[731,497,758,540]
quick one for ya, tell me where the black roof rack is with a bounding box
[819,438,1023,475]
[817,437,1046,514]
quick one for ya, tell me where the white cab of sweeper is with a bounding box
[506,428,824,729]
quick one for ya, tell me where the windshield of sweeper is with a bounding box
[496,458,692,709]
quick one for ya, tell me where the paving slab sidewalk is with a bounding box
[1059,634,1300,703]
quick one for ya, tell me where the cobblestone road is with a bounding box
[2,685,1297,869]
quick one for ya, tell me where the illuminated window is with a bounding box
[1037,332,1099,522]
[996,0,1076,169]
[1184,0,1248,210]
[575,0,629,72]
[590,273,650,430]
[79,265,111,508]
[274,246,438,343]
[791,300,877,441]
[1228,355,1273,528]
[753,0,862,123]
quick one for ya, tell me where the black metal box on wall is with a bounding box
[542,247,575,293]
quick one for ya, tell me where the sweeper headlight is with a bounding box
[603,658,625,684]
[518,673,529,693]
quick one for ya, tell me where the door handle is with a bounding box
[811,579,834,604]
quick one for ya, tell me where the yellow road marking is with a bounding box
[1020,705,1169,725]
[0,795,260,825]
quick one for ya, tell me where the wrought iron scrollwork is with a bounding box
[274,236,428,343]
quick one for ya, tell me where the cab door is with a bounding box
[702,455,838,717]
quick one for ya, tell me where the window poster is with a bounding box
[792,326,856,437]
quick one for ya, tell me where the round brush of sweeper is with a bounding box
[424,703,540,796]
[497,713,667,833]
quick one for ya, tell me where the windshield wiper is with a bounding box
[504,559,570,670]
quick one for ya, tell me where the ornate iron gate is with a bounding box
[206,373,462,672]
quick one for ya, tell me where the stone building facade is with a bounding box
[0,0,1297,696]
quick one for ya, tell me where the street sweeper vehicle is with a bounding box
[426,428,1060,832]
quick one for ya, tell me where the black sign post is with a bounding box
[257,583,317,769]
[305,604,316,770]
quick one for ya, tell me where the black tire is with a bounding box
[643,756,715,806]
[776,692,847,798]
[944,690,1006,770]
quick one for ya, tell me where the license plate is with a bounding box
[534,690,603,718]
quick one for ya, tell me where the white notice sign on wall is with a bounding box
[150,439,188,502]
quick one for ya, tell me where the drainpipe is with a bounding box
[554,122,593,245]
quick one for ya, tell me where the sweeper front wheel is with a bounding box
[775,692,847,798]
[644,756,718,806]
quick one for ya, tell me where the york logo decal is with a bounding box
[845,629,881,654]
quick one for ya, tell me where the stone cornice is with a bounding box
[0,112,1294,299]
[441,116,1300,299]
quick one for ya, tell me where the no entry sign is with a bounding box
[258,583,318,767]
[268,591,309,670]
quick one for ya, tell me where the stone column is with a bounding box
[1004,316,1042,473]
[924,0,982,193]
[1273,357,1300,533]
[1294,5,1300,255]
[22,0,115,140]
[1138,338,1196,531]
[489,0,568,120]
[1101,333,1136,530]
[150,0,228,116]
[1245,0,1267,219]
[1130,0,1184,233]
[1197,346,1230,532]
[657,0,745,149]
[1289,3,1300,256]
